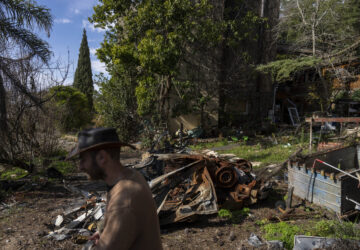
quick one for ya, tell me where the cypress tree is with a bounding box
[73,29,94,111]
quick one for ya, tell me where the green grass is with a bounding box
[49,160,76,175]
[262,220,360,250]
[223,144,297,165]
[190,139,229,150]
[0,167,28,180]
[190,135,311,167]
[218,208,250,224]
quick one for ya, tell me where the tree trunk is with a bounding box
[0,73,7,134]
[312,25,316,56]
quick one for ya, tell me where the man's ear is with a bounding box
[96,150,108,166]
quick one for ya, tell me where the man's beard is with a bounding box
[87,159,106,180]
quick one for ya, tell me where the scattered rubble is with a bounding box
[45,184,106,243]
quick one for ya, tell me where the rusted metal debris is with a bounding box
[132,153,271,225]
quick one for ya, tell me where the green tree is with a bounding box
[94,74,139,141]
[92,0,222,122]
[91,0,265,133]
[73,29,94,111]
[258,0,360,110]
[49,86,91,132]
[0,0,52,132]
[0,0,53,171]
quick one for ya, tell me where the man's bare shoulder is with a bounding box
[108,168,151,209]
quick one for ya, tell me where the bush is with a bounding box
[95,75,139,142]
[0,167,28,180]
[352,89,360,101]
[49,86,92,132]
[263,222,301,249]
[49,160,76,176]
[311,220,360,240]
[218,208,250,224]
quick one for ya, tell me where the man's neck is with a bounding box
[104,162,126,186]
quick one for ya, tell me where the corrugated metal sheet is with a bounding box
[288,145,360,214]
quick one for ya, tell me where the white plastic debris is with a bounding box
[205,150,218,158]
[93,205,104,220]
[65,209,93,229]
[267,240,284,249]
[55,215,64,227]
[248,233,263,247]
[51,234,69,241]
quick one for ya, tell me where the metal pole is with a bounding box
[314,159,360,183]
[309,119,313,152]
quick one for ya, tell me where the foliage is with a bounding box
[263,221,301,249]
[262,219,360,250]
[279,0,354,52]
[0,0,62,172]
[255,218,269,226]
[311,220,360,240]
[218,208,250,224]
[94,74,139,142]
[49,86,91,132]
[256,57,321,83]
[259,0,360,110]
[218,208,232,219]
[90,0,266,129]
[0,167,28,180]
[49,161,76,176]
[351,89,360,101]
[73,29,94,111]
[0,0,52,132]
[0,0,52,62]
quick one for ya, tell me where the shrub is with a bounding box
[311,220,360,240]
[95,75,139,142]
[49,86,92,132]
[263,222,301,249]
[0,167,28,180]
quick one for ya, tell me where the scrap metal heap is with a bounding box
[46,153,271,241]
[132,153,271,225]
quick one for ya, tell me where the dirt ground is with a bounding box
[0,152,333,250]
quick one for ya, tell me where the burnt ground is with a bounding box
[0,152,336,250]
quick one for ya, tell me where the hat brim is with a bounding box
[66,142,136,160]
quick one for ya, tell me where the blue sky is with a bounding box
[36,0,107,84]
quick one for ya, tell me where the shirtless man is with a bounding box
[67,127,162,250]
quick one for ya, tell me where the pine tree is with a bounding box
[73,29,94,111]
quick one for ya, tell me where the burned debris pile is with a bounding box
[131,153,271,225]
